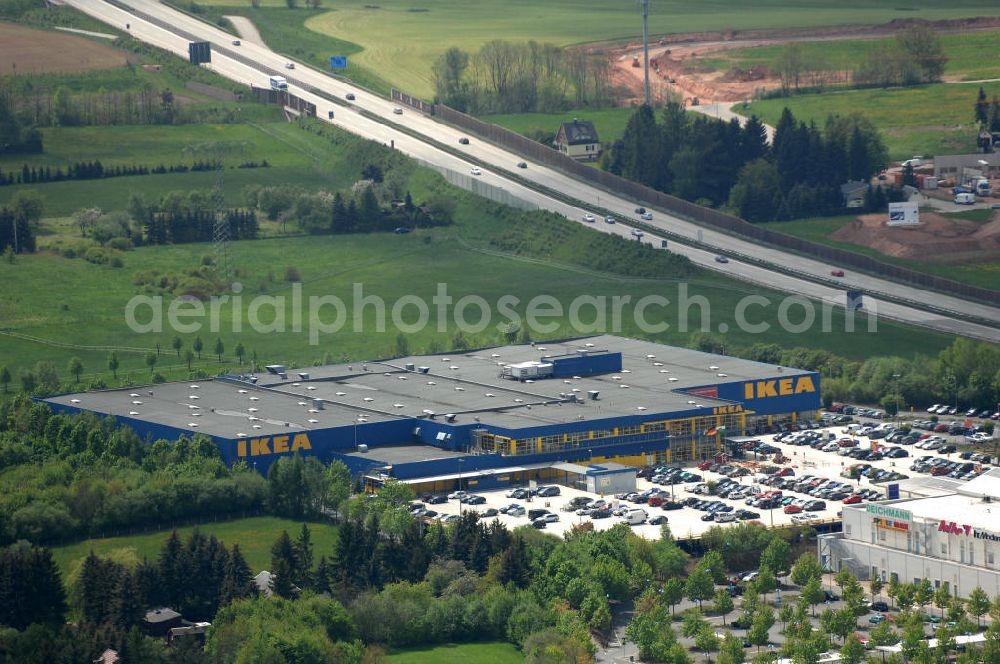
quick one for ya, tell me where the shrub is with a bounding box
[83,246,109,264]
[110,256,124,268]
[285,266,301,282]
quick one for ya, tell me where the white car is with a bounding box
[285,62,295,69]
[393,107,403,115]
[470,167,482,176]
[582,213,596,222]
[640,211,653,220]
[605,216,616,224]
[507,505,526,516]
[447,490,468,499]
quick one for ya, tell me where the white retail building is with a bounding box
[819,469,1000,598]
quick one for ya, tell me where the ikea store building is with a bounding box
[45,335,820,494]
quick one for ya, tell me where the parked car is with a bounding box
[870,601,890,613]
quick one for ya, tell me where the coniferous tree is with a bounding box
[269,530,297,599]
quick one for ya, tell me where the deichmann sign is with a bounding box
[938,520,1000,541]
[866,504,912,521]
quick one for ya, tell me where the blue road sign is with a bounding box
[330,56,348,69]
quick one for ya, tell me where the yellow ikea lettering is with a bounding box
[238,440,247,457]
[744,377,817,400]
[794,376,815,394]
[272,436,290,454]
[291,433,312,453]
[250,438,271,456]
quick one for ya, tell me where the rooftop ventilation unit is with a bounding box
[445,414,457,423]
[298,372,310,380]
[405,363,415,371]
[278,373,287,380]
[588,390,600,400]
[418,366,430,374]
[313,399,324,410]
[265,364,286,375]
[709,365,719,370]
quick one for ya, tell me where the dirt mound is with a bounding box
[830,211,1000,260]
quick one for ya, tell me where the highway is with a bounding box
[65,0,1000,343]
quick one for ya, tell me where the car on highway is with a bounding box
[459,137,470,145]
[393,227,410,234]
[714,255,729,263]
[831,269,845,277]
[470,167,482,176]
[232,40,241,46]
[634,207,646,214]
[285,62,295,69]
[605,216,616,224]
[582,213,596,222]
[517,161,527,168]
[640,211,653,220]
[393,107,403,115]
[346,93,355,101]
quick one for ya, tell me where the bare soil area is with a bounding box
[0,22,127,75]
[831,210,1000,262]
[604,16,1000,106]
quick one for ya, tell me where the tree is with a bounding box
[184,349,195,371]
[760,538,792,579]
[790,553,823,587]
[19,368,37,393]
[747,614,770,652]
[728,159,782,223]
[895,24,947,82]
[214,338,225,362]
[801,577,825,617]
[108,351,119,380]
[913,579,933,612]
[663,577,684,616]
[68,356,84,383]
[975,87,990,125]
[967,586,990,627]
[0,541,67,630]
[234,342,246,365]
[294,524,313,588]
[145,351,157,376]
[713,588,735,625]
[934,584,951,618]
[869,575,884,602]
[269,530,297,599]
[718,632,745,664]
[172,336,183,357]
[695,626,721,660]
[686,567,715,609]
[193,336,204,359]
[753,565,777,599]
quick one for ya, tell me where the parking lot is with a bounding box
[409,414,996,540]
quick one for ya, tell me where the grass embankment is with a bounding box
[49,516,338,577]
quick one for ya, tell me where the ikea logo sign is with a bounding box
[743,376,816,400]
[237,433,312,457]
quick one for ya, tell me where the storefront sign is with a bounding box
[973,529,1000,542]
[866,504,911,521]
[938,521,972,536]
[873,517,909,532]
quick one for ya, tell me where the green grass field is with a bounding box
[49,516,338,577]
[759,214,1000,290]
[386,642,523,664]
[0,121,355,217]
[742,80,1000,160]
[0,118,959,388]
[481,107,637,147]
[200,0,1000,99]
[690,30,1000,82]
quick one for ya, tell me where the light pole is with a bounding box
[458,458,465,514]
[640,0,650,106]
[894,374,902,418]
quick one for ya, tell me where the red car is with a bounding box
[784,504,804,514]
[776,468,795,477]
[647,495,667,507]
[698,460,713,471]
[831,269,845,277]
[839,439,858,447]
[843,494,863,504]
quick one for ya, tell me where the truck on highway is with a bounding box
[269,75,288,91]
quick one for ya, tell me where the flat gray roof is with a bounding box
[346,444,470,465]
[48,335,812,439]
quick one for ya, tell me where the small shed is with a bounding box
[554,119,601,161]
[143,607,183,637]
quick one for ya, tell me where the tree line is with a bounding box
[604,103,890,223]
[0,159,268,187]
[433,40,617,114]
[774,24,947,95]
